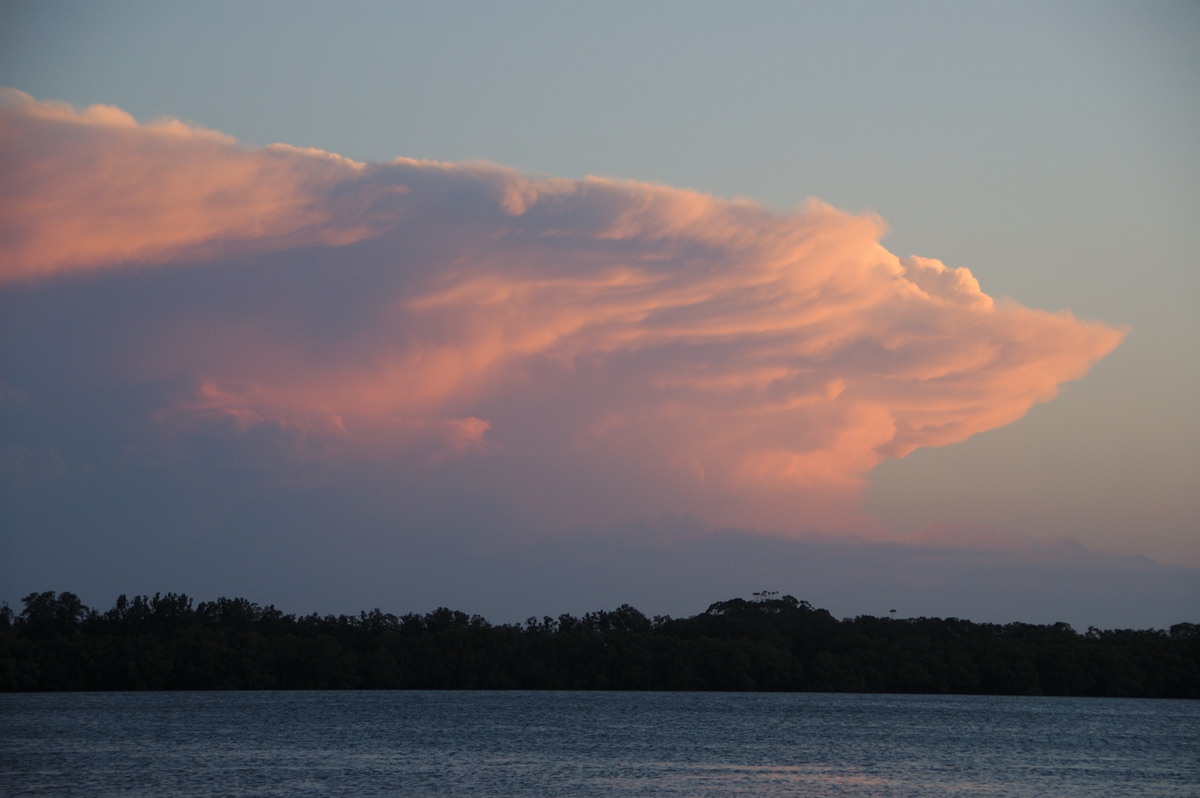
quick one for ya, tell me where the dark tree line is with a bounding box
[1,591,1196,696]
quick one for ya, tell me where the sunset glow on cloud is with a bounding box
[0,89,376,282]
[1,91,1126,536]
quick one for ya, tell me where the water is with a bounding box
[2,691,1197,797]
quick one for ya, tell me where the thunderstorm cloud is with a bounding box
[0,90,1125,539]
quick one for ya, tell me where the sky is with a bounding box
[1,1,1196,629]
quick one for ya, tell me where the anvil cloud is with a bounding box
[0,90,1125,537]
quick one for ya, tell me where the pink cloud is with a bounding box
[0,91,1127,536]
[0,89,386,283]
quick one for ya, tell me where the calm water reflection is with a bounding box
[3,691,1197,797]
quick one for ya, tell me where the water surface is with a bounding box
[3,691,1196,796]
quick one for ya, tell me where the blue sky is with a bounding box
[1,1,1196,627]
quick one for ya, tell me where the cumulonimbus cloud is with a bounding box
[0,90,1126,533]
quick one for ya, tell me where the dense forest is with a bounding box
[1,591,1196,697]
